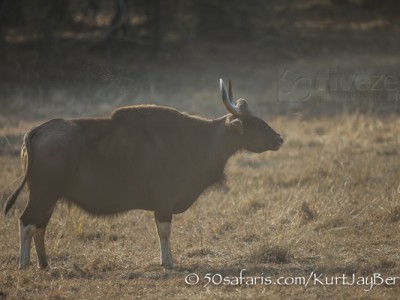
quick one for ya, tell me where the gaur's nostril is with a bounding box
[276,135,284,145]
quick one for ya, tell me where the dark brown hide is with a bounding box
[4,82,283,269]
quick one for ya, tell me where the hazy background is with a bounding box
[1,0,399,120]
[1,2,400,299]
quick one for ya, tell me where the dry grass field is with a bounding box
[1,102,400,299]
[1,16,400,299]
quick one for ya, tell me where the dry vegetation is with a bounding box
[1,6,400,297]
[1,106,400,299]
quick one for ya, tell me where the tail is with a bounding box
[3,119,54,215]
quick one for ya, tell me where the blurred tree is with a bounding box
[0,0,398,51]
[110,0,128,37]
[0,0,25,44]
[331,0,349,6]
[362,0,400,12]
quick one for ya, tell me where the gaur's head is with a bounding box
[221,79,284,153]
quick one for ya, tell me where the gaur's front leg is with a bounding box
[155,212,174,270]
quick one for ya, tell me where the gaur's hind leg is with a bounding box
[19,191,57,269]
[19,220,35,269]
[33,226,50,269]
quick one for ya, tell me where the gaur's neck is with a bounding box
[209,115,241,163]
[184,115,240,188]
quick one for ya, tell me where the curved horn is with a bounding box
[228,79,233,103]
[220,79,243,116]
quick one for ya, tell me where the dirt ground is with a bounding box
[1,7,400,299]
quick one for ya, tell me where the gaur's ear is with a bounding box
[227,118,244,135]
